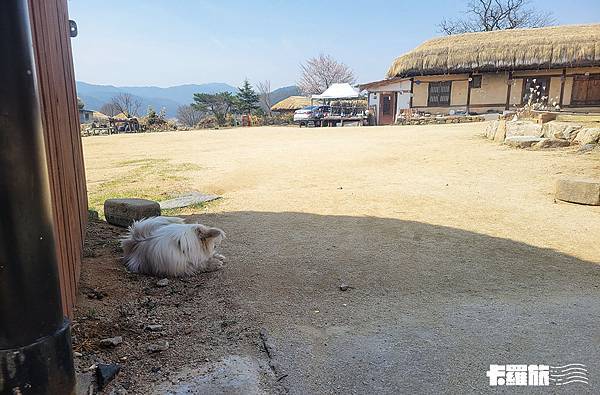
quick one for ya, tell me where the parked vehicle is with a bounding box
[293,105,330,126]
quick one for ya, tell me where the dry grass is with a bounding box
[83,124,600,262]
[87,158,203,218]
[387,24,600,77]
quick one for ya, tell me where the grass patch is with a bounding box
[88,158,204,218]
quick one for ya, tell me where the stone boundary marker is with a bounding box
[104,198,161,227]
[555,179,600,206]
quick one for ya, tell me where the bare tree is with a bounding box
[176,105,204,128]
[256,80,272,116]
[99,102,119,117]
[439,0,554,35]
[110,93,142,117]
[298,54,356,95]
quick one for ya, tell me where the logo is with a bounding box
[487,364,589,386]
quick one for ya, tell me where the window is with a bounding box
[470,75,482,89]
[522,77,549,104]
[428,81,452,106]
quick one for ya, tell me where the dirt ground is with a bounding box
[76,123,600,393]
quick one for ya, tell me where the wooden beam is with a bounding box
[505,71,513,111]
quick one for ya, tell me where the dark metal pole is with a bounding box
[0,1,75,393]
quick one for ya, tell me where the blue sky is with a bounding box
[69,0,600,89]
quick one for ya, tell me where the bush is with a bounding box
[197,116,218,129]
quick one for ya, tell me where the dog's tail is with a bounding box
[121,216,184,255]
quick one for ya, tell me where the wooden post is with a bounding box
[559,68,566,108]
[409,78,414,109]
[466,74,472,114]
[505,71,513,111]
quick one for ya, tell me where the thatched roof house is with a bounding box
[271,96,311,112]
[387,24,600,78]
[373,24,600,116]
[92,111,109,121]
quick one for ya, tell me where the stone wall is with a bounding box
[485,119,600,150]
[398,115,484,126]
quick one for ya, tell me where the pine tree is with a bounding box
[147,105,158,125]
[236,79,260,115]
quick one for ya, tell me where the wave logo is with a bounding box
[549,364,589,386]
[487,364,589,387]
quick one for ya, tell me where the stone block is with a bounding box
[485,120,498,140]
[104,198,160,227]
[505,136,544,148]
[573,128,600,146]
[494,120,507,142]
[533,138,571,149]
[542,121,582,140]
[505,121,543,138]
[159,192,220,210]
[555,179,600,206]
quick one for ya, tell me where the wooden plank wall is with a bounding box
[28,0,88,317]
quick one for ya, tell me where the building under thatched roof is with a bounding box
[387,24,600,78]
[271,96,311,112]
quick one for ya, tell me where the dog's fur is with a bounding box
[121,216,226,277]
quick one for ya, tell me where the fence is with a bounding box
[28,0,87,317]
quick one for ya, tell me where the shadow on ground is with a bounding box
[186,211,600,394]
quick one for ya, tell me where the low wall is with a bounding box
[397,115,484,126]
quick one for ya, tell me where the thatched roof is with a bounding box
[113,112,130,119]
[92,111,109,120]
[271,96,311,111]
[387,24,600,78]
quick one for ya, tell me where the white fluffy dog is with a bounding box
[121,216,226,277]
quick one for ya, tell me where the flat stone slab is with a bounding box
[555,179,600,206]
[154,355,268,394]
[104,198,161,227]
[505,136,543,148]
[159,192,220,210]
[533,138,571,149]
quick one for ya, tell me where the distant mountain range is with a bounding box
[76,81,300,118]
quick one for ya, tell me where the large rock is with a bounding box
[505,136,544,148]
[573,127,600,146]
[555,179,600,206]
[493,120,507,142]
[104,198,160,227]
[505,120,543,138]
[96,363,121,390]
[485,120,498,140]
[533,138,571,149]
[542,121,582,140]
[578,143,598,153]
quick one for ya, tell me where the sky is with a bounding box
[69,0,600,89]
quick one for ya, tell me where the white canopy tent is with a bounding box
[311,83,360,100]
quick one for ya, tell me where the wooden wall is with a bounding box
[28,0,87,317]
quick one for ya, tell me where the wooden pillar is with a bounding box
[559,68,566,108]
[409,78,414,109]
[28,0,87,318]
[505,71,513,111]
[466,74,472,114]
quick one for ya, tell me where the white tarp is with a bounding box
[312,83,360,99]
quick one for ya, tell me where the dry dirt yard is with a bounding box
[77,123,600,394]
